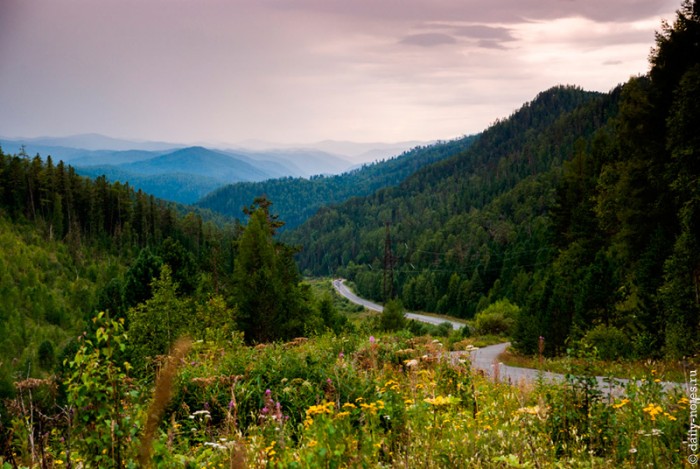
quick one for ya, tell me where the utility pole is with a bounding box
[383,221,395,302]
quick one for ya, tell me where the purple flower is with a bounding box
[338,352,345,359]
[369,336,375,344]
[228,400,234,409]
[326,378,332,385]
[265,389,272,396]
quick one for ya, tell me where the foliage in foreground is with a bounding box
[1,318,692,468]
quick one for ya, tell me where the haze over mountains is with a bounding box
[198,135,477,229]
[0,134,425,204]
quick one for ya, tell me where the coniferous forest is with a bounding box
[196,134,477,230]
[290,1,700,360]
[0,1,698,467]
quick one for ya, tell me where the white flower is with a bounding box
[204,442,227,450]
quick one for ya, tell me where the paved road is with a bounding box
[333,279,383,312]
[333,279,683,394]
[332,279,465,330]
[464,342,681,395]
[466,342,592,386]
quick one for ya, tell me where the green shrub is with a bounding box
[581,324,632,360]
[473,298,520,335]
[380,299,406,332]
[65,312,139,468]
[37,340,55,370]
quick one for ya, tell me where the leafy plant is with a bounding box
[64,312,139,468]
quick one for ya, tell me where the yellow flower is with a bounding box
[382,379,401,392]
[360,402,378,414]
[516,405,542,415]
[612,398,630,409]
[336,411,351,419]
[424,395,457,406]
[404,399,414,405]
[306,401,335,418]
[642,403,663,421]
[308,439,317,448]
[663,412,677,421]
[342,402,357,409]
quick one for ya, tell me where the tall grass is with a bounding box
[1,332,693,467]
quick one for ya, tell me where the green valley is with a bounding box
[289,6,700,360]
[0,1,698,467]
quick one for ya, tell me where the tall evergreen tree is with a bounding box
[233,206,309,343]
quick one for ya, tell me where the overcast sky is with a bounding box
[0,0,679,146]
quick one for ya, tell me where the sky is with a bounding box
[0,0,680,146]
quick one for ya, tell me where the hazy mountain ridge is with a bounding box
[0,138,360,204]
[197,134,477,229]
[289,85,608,278]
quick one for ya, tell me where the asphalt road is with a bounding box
[332,279,383,312]
[465,342,680,395]
[332,279,465,330]
[333,279,683,394]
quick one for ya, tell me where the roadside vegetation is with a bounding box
[1,321,692,468]
[499,344,695,385]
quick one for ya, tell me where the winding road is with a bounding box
[332,279,465,330]
[332,279,683,394]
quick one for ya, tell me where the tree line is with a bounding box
[289,1,700,359]
[0,149,347,396]
[197,134,477,230]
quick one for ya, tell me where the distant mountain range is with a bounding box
[0,134,428,205]
[198,136,477,229]
[1,136,378,204]
[1,133,180,152]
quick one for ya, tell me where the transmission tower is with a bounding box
[383,221,395,302]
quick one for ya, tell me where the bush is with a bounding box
[37,340,55,370]
[581,324,632,360]
[473,299,520,336]
[380,299,406,332]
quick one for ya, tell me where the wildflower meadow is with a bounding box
[0,314,694,467]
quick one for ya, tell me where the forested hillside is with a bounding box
[290,1,700,359]
[291,85,611,283]
[197,135,476,229]
[0,149,343,395]
[74,146,277,204]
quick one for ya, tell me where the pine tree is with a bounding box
[233,206,308,343]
